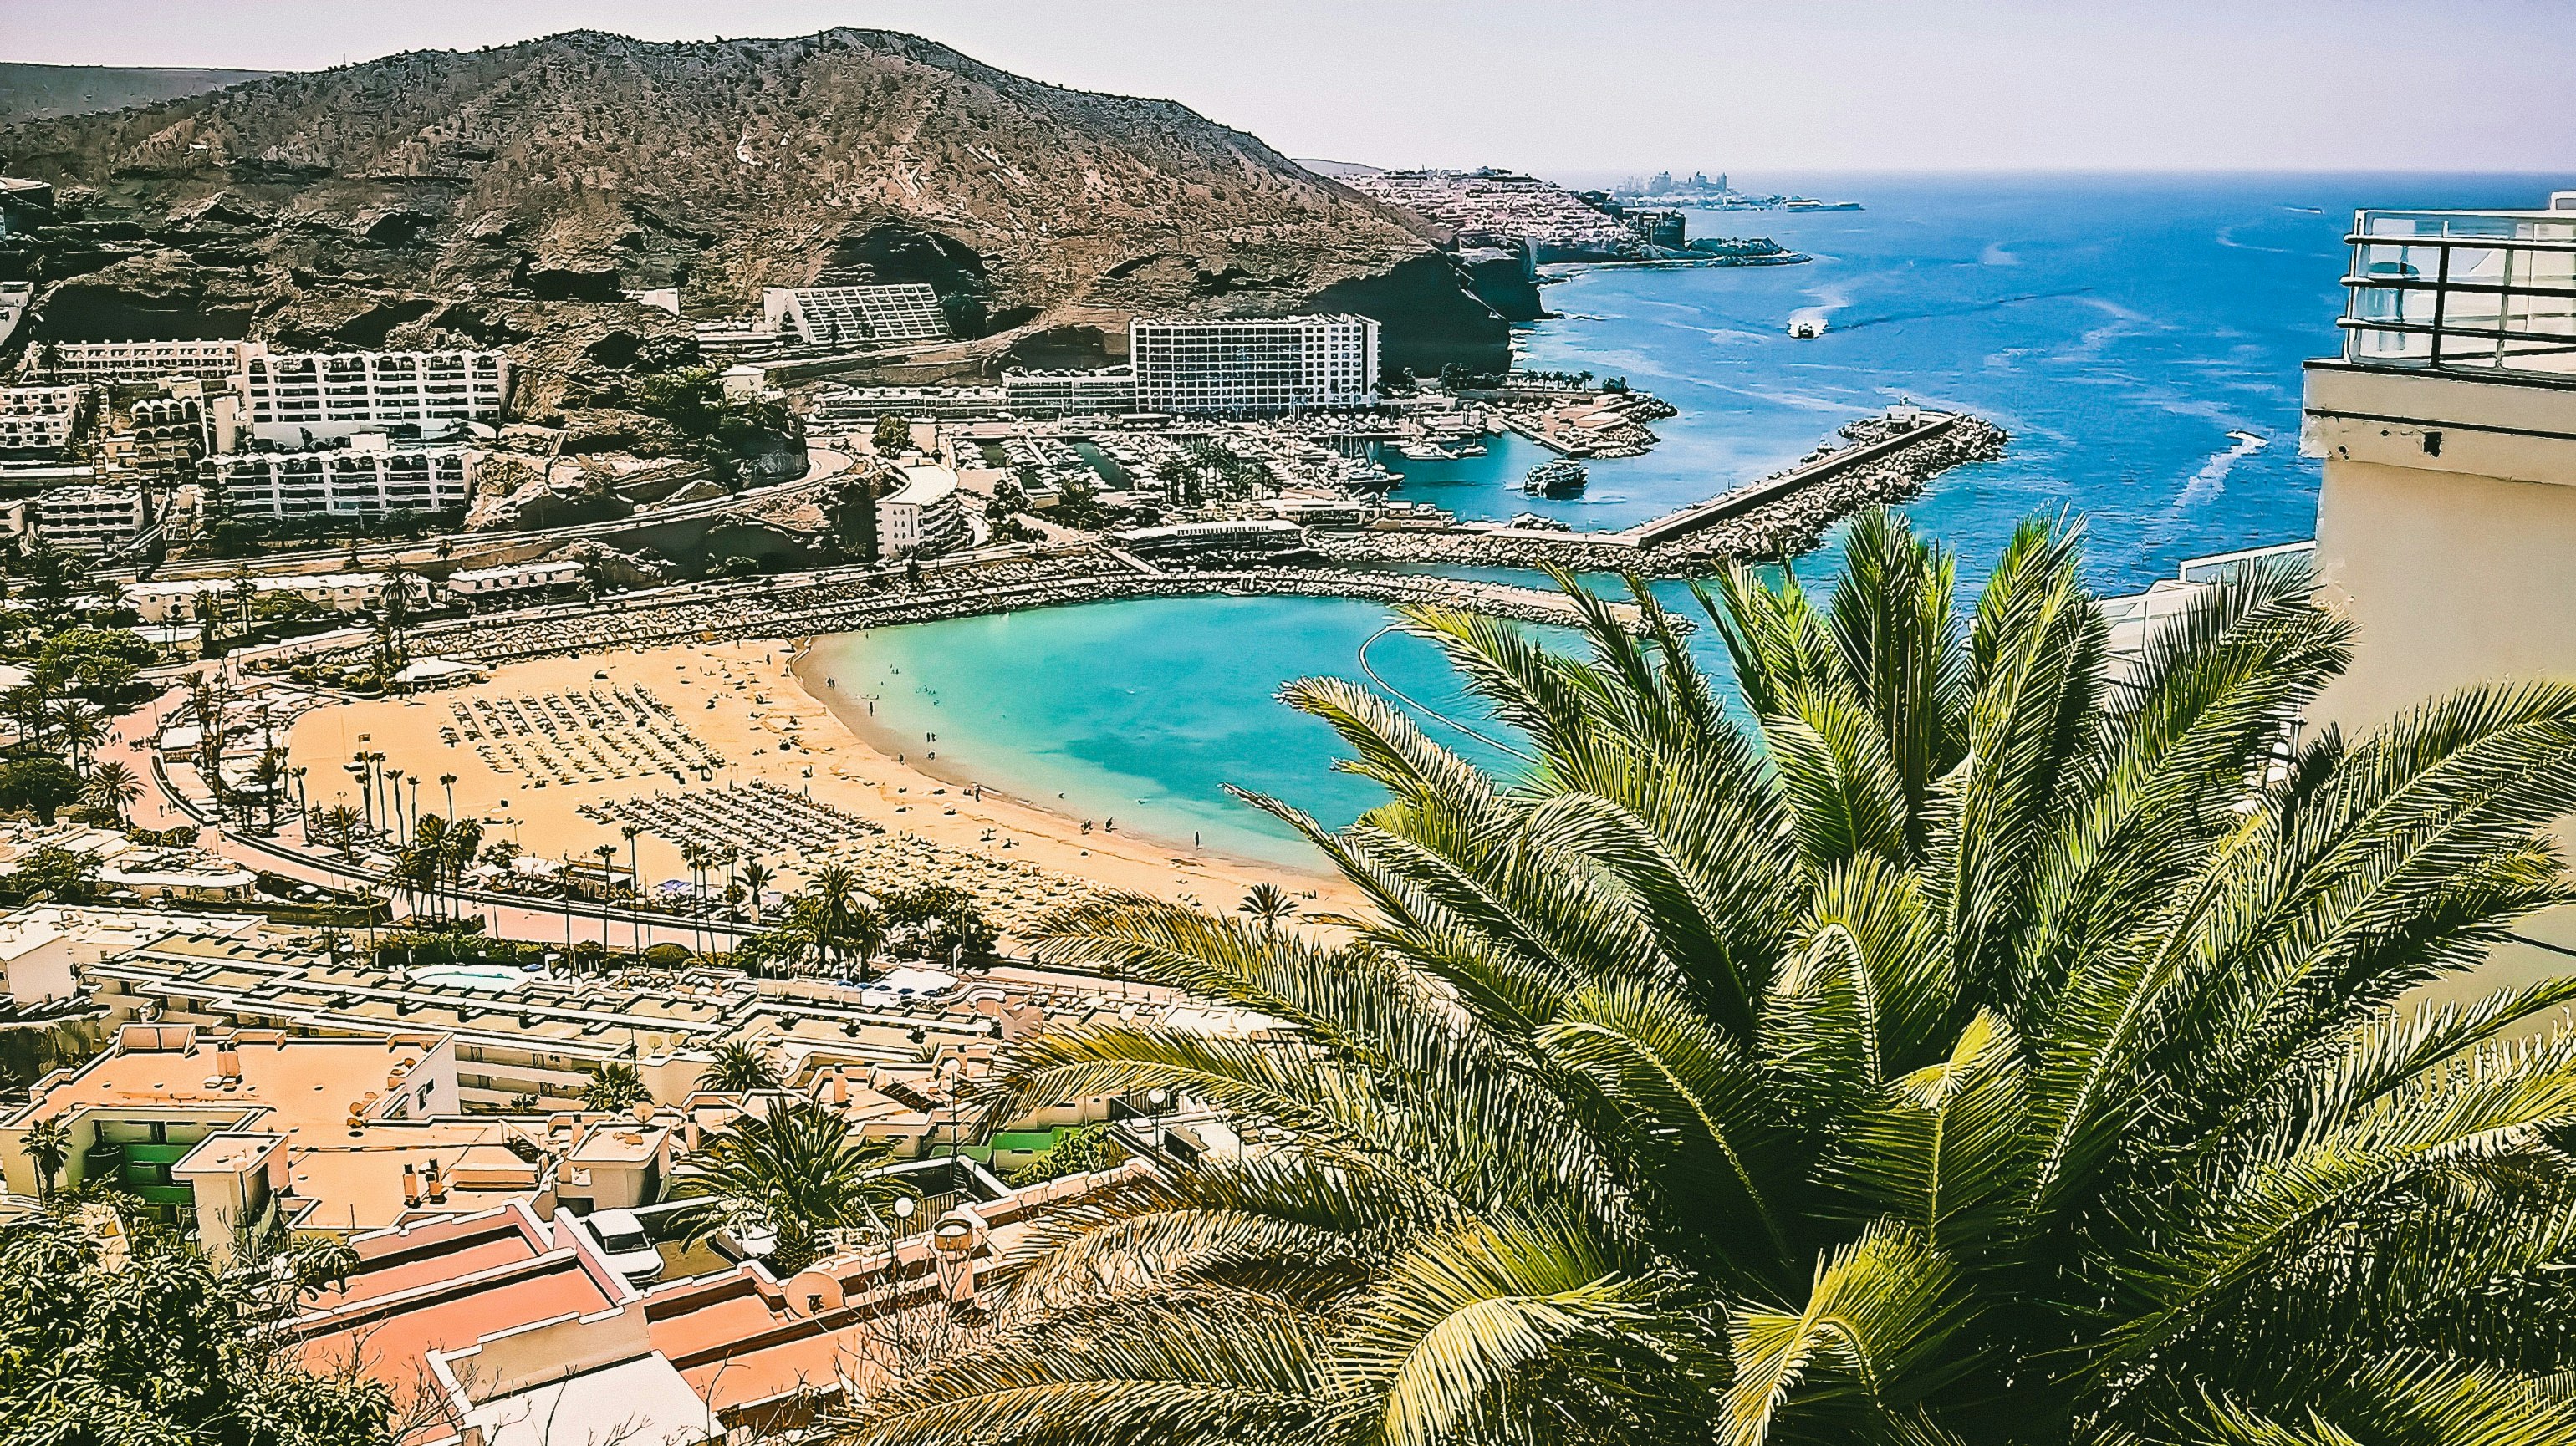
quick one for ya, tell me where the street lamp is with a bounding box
[1146,1087,1170,1149]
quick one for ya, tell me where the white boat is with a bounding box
[1395,440,1456,461]
[1523,460,1589,496]
[1787,316,1829,339]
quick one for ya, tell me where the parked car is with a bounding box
[585,1208,664,1285]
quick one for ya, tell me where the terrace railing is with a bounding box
[2341,203,2576,382]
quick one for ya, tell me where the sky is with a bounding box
[11,0,2576,176]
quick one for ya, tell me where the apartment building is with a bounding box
[23,483,146,552]
[761,283,951,347]
[1128,313,1380,417]
[2295,191,2576,990]
[0,384,90,453]
[875,462,970,557]
[241,348,508,444]
[34,338,249,384]
[208,437,475,517]
[123,570,430,624]
[1002,366,1138,417]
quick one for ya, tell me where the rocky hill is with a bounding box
[0,29,1506,409]
[0,63,278,123]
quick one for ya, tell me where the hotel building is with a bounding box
[208,437,475,517]
[874,461,970,557]
[1002,366,1138,417]
[0,384,90,453]
[1128,313,1380,417]
[241,347,508,444]
[2298,191,2576,985]
[37,337,249,384]
[762,283,952,347]
[22,482,146,552]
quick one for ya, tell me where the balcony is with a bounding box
[2340,199,2576,383]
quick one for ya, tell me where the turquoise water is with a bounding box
[831,173,2569,862]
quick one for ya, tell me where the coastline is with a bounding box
[284,638,1359,950]
[785,628,1344,888]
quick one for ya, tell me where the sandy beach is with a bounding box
[283,639,1354,945]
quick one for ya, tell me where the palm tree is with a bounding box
[741,860,775,924]
[854,511,2576,1446]
[19,1115,69,1200]
[48,700,104,771]
[408,815,447,920]
[808,863,858,976]
[698,1040,781,1094]
[1235,882,1298,929]
[580,1061,650,1114]
[317,805,362,861]
[669,1098,912,1273]
[84,761,140,826]
[592,844,622,949]
[681,843,713,958]
[620,823,645,955]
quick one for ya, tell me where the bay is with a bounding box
[824,172,2569,861]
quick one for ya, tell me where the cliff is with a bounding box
[0,28,1510,405]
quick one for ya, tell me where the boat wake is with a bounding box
[2175,429,2268,507]
[1829,286,2099,334]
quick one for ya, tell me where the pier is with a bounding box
[1611,411,1961,547]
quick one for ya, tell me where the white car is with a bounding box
[586,1209,664,1285]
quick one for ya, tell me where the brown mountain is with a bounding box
[0,63,278,123]
[0,28,1504,409]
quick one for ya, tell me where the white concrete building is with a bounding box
[877,462,969,557]
[242,349,508,445]
[124,570,428,624]
[2295,193,2576,998]
[1002,368,1138,417]
[763,284,951,347]
[447,558,587,603]
[35,338,249,384]
[1128,314,1380,417]
[0,384,90,453]
[26,484,145,552]
[209,438,475,518]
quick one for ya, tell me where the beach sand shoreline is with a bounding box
[284,634,1355,948]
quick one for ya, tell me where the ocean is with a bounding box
[809,172,2569,867]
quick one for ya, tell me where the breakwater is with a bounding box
[1322,412,2007,575]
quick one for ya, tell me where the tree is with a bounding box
[1236,882,1297,929]
[0,1210,392,1444]
[853,510,2576,1446]
[699,1040,782,1094]
[741,859,775,923]
[0,756,86,825]
[18,1115,69,1199]
[84,760,140,824]
[35,627,152,701]
[315,805,363,860]
[1002,1122,1119,1187]
[669,1098,913,1273]
[874,413,912,456]
[580,1060,651,1114]
[807,863,860,975]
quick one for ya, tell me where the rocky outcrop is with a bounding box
[0,29,1508,390]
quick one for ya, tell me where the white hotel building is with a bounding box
[36,339,249,384]
[1128,314,1380,417]
[763,284,951,347]
[209,438,475,519]
[241,349,508,445]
